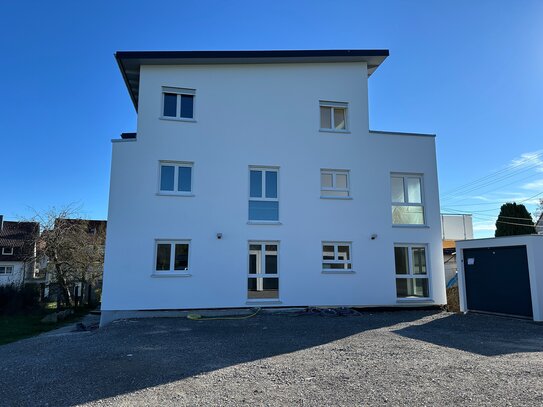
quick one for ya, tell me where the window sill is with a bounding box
[159,116,197,123]
[392,224,429,228]
[396,298,434,303]
[321,270,355,275]
[320,196,352,200]
[246,299,282,305]
[156,192,195,197]
[247,221,282,225]
[319,129,351,134]
[151,272,192,278]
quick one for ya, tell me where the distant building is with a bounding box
[536,213,543,235]
[441,214,474,283]
[0,215,39,287]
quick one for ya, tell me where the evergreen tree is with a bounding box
[495,202,536,237]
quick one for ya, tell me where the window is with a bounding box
[320,101,348,131]
[159,162,193,194]
[2,247,14,255]
[321,169,350,197]
[394,245,429,298]
[162,87,195,120]
[0,266,13,274]
[249,167,279,221]
[154,240,190,273]
[391,174,424,225]
[322,242,352,272]
[248,242,279,300]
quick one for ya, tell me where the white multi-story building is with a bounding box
[101,50,446,325]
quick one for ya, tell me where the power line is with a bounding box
[440,151,543,198]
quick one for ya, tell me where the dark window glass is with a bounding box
[174,244,189,270]
[163,93,177,117]
[265,253,277,274]
[249,201,279,221]
[248,277,279,299]
[178,166,192,192]
[250,170,262,198]
[322,245,335,260]
[322,263,352,270]
[394,247,409,275]
[180,95,194,118]
[160,165,175,191]
[265,171,278,198]
[396,278,429,298]
[156,244,171,270]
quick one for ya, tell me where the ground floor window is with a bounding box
[322,242,352,272]
[155,240,190,273]
[0,265,13,274]
[394,244,429,298]
[248,242,279,299]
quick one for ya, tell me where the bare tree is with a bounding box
[24,205,106,307]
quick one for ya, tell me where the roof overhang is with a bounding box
[115,49,389,111]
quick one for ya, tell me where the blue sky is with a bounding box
[1,0,542,237]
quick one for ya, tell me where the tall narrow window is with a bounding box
[391,174,425,225]
[321,169,350,197]
[155,240,190,273]
[320,101,348,131]
[249,167,279,221]
[248,242,279,299]
[322,242,352,272]
[394,245,429,298]
[159,162,193,195]
[162,87,195,120]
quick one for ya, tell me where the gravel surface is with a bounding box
[1,310,542,406]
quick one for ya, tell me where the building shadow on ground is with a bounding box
[0,310,428,406]
[394,312,543,357]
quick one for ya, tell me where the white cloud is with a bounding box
[510,150,543,173]
[472,222,496,232]
[522,179,543,191]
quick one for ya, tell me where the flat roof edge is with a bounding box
[370,130,436,138]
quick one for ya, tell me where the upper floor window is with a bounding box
[162,87,195,120]
[2,247,14,255]
[321,169,350,198]
[391,174,425,225]
[320,101,348,132]
[249,167,279,222]
[159,162,193,195]
[0,265,13,274]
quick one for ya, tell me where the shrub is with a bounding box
[0,285,41,315]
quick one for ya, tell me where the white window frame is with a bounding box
[391,173,425,226]
[152,239,191,277]
[2,247,14,255]
[247,241,280,301]
[394,244,431,299]
[322,241,353,273]
[319,101,349,133]
[248,166,280,223]
[320,169,351,199]
[158,161,194,196]
[0,265,14,274]
[160,86,196,122]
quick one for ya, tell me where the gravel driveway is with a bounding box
[1,310,542,406]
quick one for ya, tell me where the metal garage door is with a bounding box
[463,245,533,318]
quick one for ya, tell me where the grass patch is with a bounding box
[0,308,90,346]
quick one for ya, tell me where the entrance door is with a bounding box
[463,245,532,317]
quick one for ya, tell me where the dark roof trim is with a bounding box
[115,49,389,112]
[120,132,137,140]
[370,130,436,138]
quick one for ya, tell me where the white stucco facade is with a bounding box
[101,53,446,323]
[0,261,25,287]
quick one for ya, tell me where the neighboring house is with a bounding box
[101,50,446,325]
[441,214,474,284]
[0,215,39,287]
